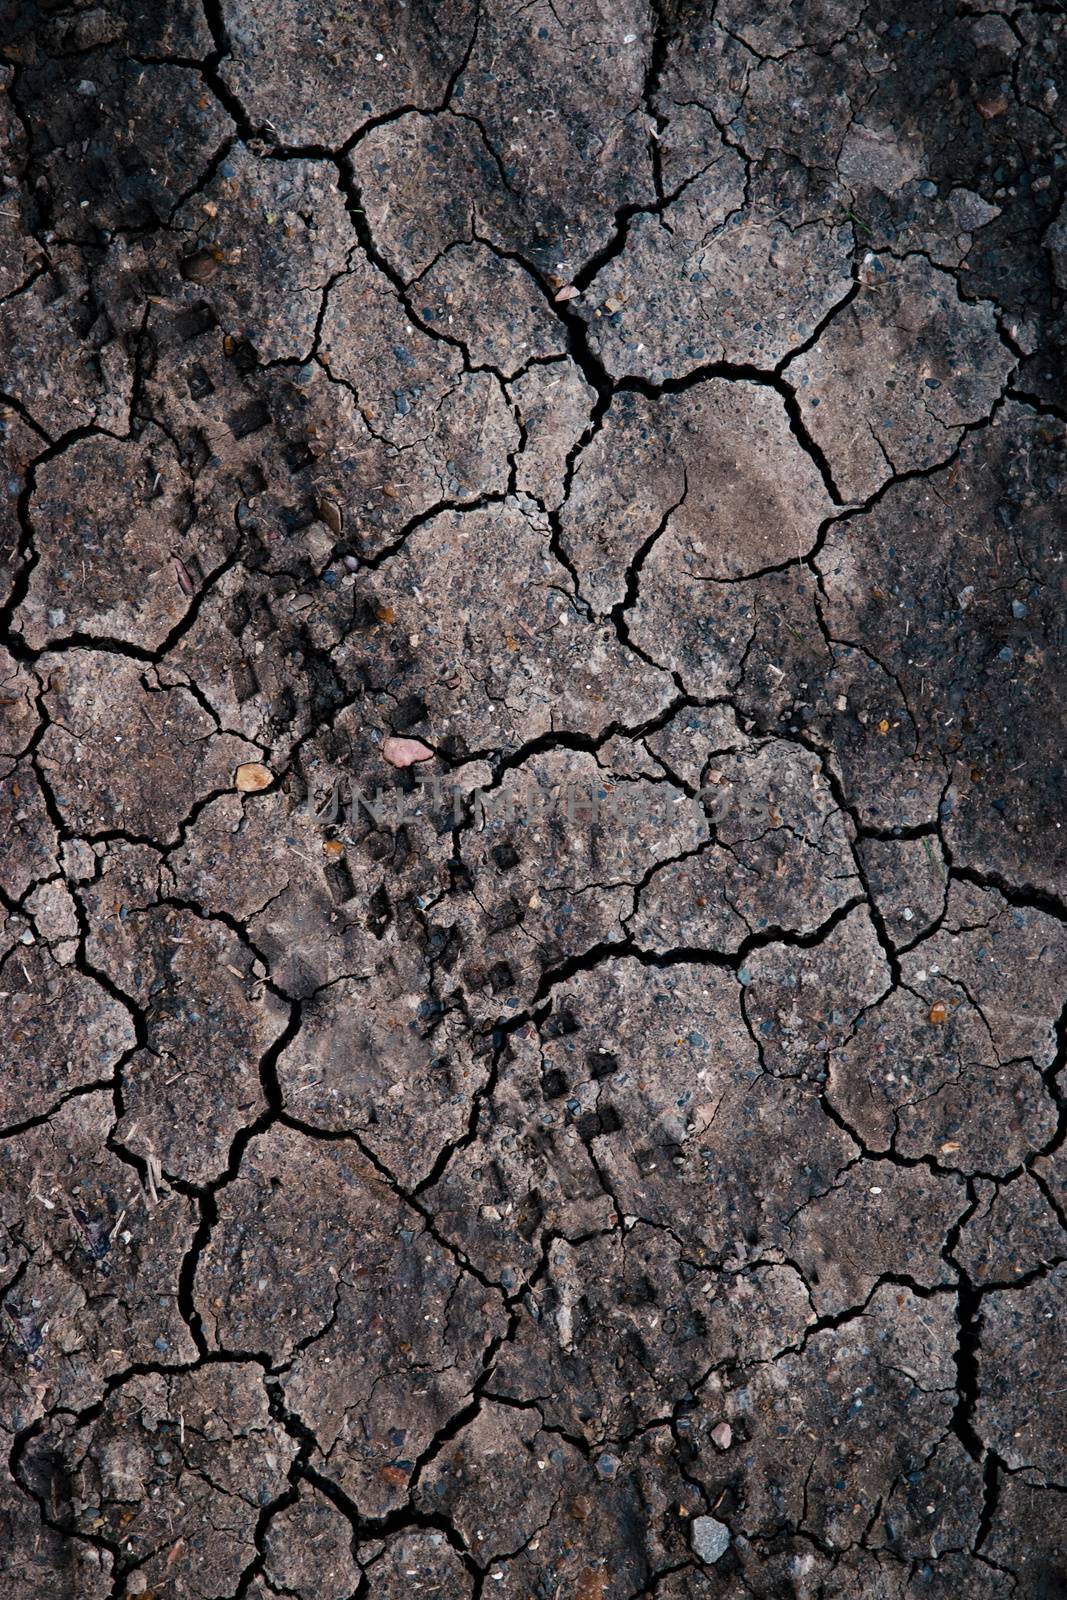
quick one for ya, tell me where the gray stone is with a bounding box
[691,1515,731,1565]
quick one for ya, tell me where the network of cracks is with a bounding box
[0,0,1065,1597]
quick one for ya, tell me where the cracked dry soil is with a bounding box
[0,0,1065,1596]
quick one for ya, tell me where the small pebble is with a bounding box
[382,736,434,768]
[317,496,343,535]
[692,1515,731,1565]
[181,248,218,283]
[234,762,273,792]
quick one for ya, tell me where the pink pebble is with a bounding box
[382,736,434,768]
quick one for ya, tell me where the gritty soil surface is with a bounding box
[0,1,1065,1597]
